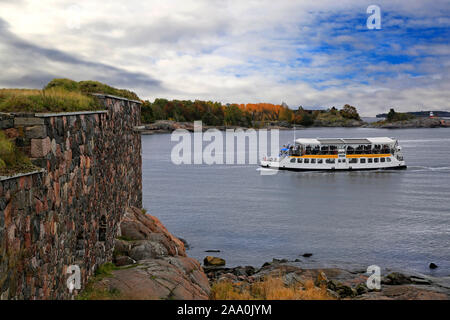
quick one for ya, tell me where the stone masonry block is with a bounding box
[14,117,45,127]
[25,125,47,139]
[0,118,14,129]
[31,137,51,158]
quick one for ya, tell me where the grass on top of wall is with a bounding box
[0,131,36,176]
[0,78,140,113]
[0,87,103,113]
[45,78,140,101]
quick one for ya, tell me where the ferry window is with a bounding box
[381,158,386,163]
[374,158,379,163]
[368,158,373,163]
[318,159,323,164]
[349,158,358,164]
[387,157,392,162]
[326,159,335,164]
[360,158,366,164]
[304,159,310,164]
[290,158,296,163]
[311,159,316,164]
[297,158,303,163]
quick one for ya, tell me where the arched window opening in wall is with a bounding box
[99,215,107,242]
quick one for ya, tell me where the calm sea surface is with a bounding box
[142,128,450,276]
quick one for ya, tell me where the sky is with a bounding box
[0,0,449,116]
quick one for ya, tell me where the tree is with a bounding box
[278,106,293,122]
[387,108,397,122]
[340,104,361,120]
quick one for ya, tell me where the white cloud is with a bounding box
[0,0,449,115]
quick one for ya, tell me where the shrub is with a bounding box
[211,275,333,300]
[78,81,140,100]
[0,131,35,175]
[44,78,80,92]
[45,78,140,101]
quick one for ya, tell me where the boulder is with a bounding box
[204,256,226,266]
[91,257,210,300]
[429,263,438,269]
[178,237,190,250]
[382,272,411,285]
[114,239,131,256]
[315,271,328,287]
[129,240,169,260]
[327,280,356,298]
[355,283,369,295]
[119,207,186,257]
[114,255,135,267]
[232,266,256,277]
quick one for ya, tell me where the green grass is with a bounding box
[45,78,140,101]
[95,262,118,278]
[76,262,139,300]
[0,88,103,113]
[0,78,140,113]
[117,235,133,242]
[0,131,36,176]
[76,285,121,300]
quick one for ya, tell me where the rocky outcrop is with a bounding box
[139,120,250,134]
[313,119,365,127]
[367,117,450,128]
[207,260,450,300]
[84,207,210,300]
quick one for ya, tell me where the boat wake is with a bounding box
[408,166,450,172]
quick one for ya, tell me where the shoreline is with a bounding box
[139,118,450,134]
[80,208,449,300]
[203,257,450,300]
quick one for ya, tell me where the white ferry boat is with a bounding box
[261,137,406,171]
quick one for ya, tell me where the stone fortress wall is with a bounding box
[0,94,142,299]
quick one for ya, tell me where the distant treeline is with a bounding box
[141,99,361,127]
[377,110,450,118]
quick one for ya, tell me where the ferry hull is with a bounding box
[271,165,408,172]
[260,158,407,171]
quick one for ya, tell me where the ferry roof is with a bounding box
[295,137,396,145]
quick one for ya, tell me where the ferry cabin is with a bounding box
[261,137,406,171]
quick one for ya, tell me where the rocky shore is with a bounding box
[79,207,210,300]
[80,208,449,300]
[366,117,450,129]
[138,120,293,134]
[139,118,450,134]
[204,258,450,300]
